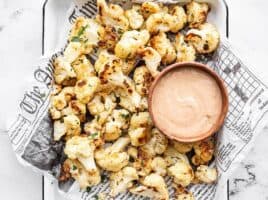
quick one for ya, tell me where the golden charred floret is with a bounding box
[125,5,144,30]
[72,55,95,80]
[186,23,220,54]
[150,32,176,65]
[174,33,196,62]
[186,1,210,28]
[133,66,154,96]
[195,165,217,183]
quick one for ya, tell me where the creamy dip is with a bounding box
[151,66,222,140]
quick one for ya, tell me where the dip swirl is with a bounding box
[151,66,223,140]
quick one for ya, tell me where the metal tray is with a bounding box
[41,0,229,199]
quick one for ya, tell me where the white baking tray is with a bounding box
[41,0,229,199]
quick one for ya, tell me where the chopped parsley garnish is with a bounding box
[120,113,130,119]
[72,165,77,170]
[90,132,99,139]
[93,195,99,200]
[71,25,89,42]
[86,186,91,193]
[117,28,124,35]
[71,36,81,42]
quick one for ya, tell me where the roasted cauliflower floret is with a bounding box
[137,47,161,77]
[128,112,152,146]
[141,2,161,19]
[192,137,215,164]
[104,109,130,141]
[96,0,129,32]
[122,59,136,75]
[175,186,195,200]
[74,76,100,104]
[53,56,76,85]
[69,17,103,48]
[172,140,193,154]
[110,166,138,196]
[186,23,220,54]
[64,41,92,64]
[53,120,66,141]
[61,100,86,122]
[169,6,187,33]
[87,92,116,125]
[84,118,103,136]
[64,136,98,173]
[141,128,168,157]
[63,114,81,137]
[174,33,196,62]
[195,165,217,183]
[63,159,101,189]
[186,1,209,28]
[151,157,167,176]
[51,87,75,111]
[167,161,194,187]
[133,66,154,96]
[125,5,144,29]
[115,30,150,59]
[164,146,189,167]
[95,137,130,172]
[130,173,169,200]
[150,32,176,65]
[72,55,95,80]
[98,26,120,51]
[146,12,174,34]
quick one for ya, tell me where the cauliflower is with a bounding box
[51,84,62,96]
[172,140,193,154]
[169,6,187,33]
[175,186,195,200]
[104,109,130,141]
[64,42,91,64]
[167,161,194,187]
[150,32,176,65]
[195,165,217,183]
[61,100,86,122]
[141,2,161,19]
[137,47,161,77]
[141,128,168,157]
[63,114,81,137]
[128,112,152,146]
[133,66,154,96]
[114,30,150,59]
[193,137,215,164]
[50,107,62,120]
[84,118,103,135]
[96,0,129,32]
[53,56,76,85]
[90,94,117,125]
[125,5,144,29]
[98,26,120,51]
[151,157,167,176]
[51,87,75,111]
[69,17,103,48]
[186,23,220,54]
[63,159,101,189]
[130,173,169,200]
[72,55,95,80]
[164,146,189,167]
[186,1,210,28]
[53,120,66,141]
[109,166,138,196]
[174,33,196,62]
[74,76,100,104]
[95,137,130,172]
[146,12,174,34]
[64,136,98,173]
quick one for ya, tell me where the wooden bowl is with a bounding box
[148,62,229,142]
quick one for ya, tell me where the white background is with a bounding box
[0,0,268,199]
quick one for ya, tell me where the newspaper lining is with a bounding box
[6,0,268,199]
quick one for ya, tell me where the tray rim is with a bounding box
[41,0,230,199]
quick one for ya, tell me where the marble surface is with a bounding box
[0,0,268,199]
